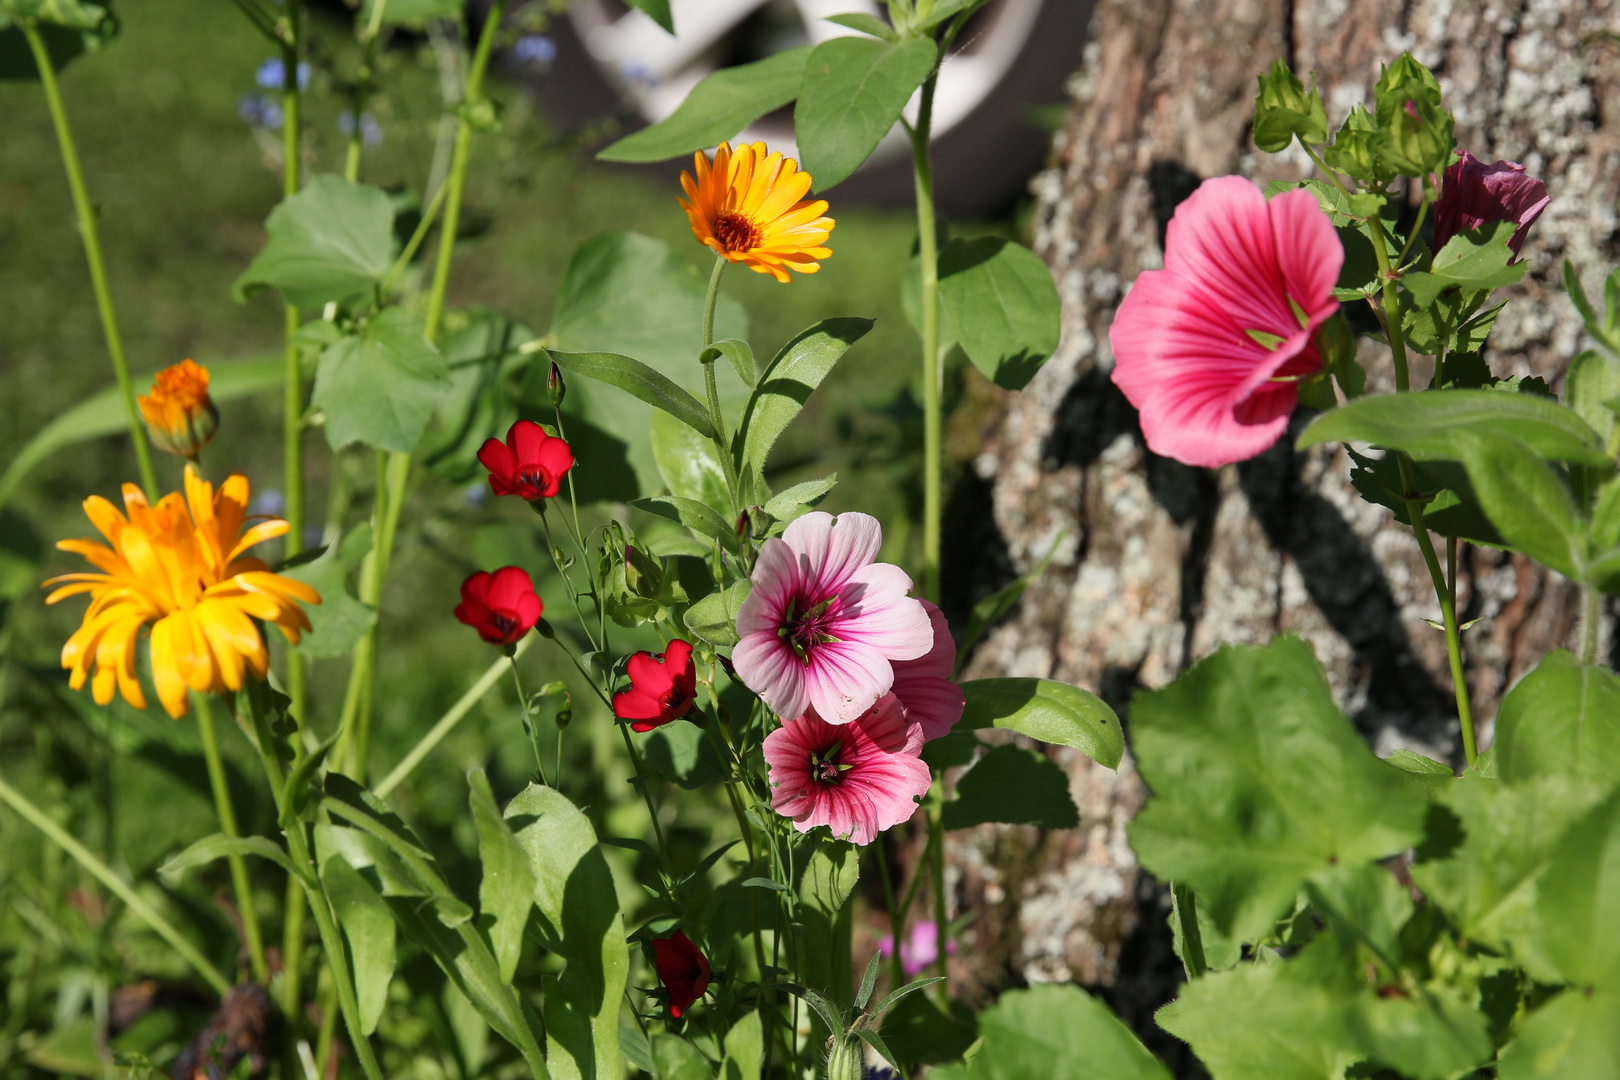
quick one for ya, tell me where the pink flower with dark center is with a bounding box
[1432,151,1550,259]
[1108,175,1343,468]
[762,693,930,846]
[733,512,932,724]
[890,600,965,741]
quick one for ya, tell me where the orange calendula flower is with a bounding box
[138,359,219,459]
[679,141,835,283]
[43,466,320,719]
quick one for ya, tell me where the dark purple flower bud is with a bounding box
[1432,151,1551,259]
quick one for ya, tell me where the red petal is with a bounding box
[477,437,515,483]
[614,688,666,721]
[513,590,544,630]
[627,650,676,696]
[460,571,493,605]
[487,566,535,609]
[509,420,549,467]
[535,436,574,478]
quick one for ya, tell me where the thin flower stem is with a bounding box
[1366,214,1411,393]
[699,687,769,985]
[373,636,535,799]
[380,180,450,296]
[875,843,905,991]
[0,774,232,996]
[193,694,270,983]
[23,21,158,501]
[930,800,948,995]
[701,255,744,516]
[911,74,943,605]
[1172,883,1208,978]
[538,510,600,653]
[509,654,550,786]
[1399,459,1477,764]
[1580,585,1603,666]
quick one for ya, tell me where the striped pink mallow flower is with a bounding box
[733,511,932,724]
[1109,175,1343,468]
[890,599,965,741]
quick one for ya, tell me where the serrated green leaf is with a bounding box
[794,36,937,189]
[937,237,1060,390]
[1129,638,1427,944]
[941,744,1078,830]
[1346,448,1505,548]
[956,678,1121,767]
[313,307,448,452]
[235,176,395,309]
[599,48,811,163]
[1497,988,1620,1079]
[1403,222,1528,309]
[321,855,396,1035]
[736,318,873,480]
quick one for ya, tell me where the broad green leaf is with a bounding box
[1403,222,1528,309]
[736,318,873,478]
[941,744,1079,831]
[624,0,672,33]
[1447,431,1587,578]
[1298,388,1609,467]
[880,993,979,1068]
[956,678,1122,768]
[937,238,1060,390]
[1495,650,1620,784]
[160,833,299,883]
[720,1012,762,1080]
[1596,476,1620,553]
[282,525,377,660]
[632,496,734,545]
[1568,349,1620,448]
[359,0,462,25]
[798,839,858,1008]
[1532,788,1620,987]
[652,1035,712,1080]
[794,36,938,189]
[321,855,396,1035]
[313,308,448,453]
[1346,449,1506,548]
[313,824,431,898]
[682,580,750,648]
[422,310,538,482]
[0,354,281,511]
[929,984,1169,1080]
[1497,988,1620,1079]
[598,48,811,163]
[468,769,536,983]
[235,176,395,310]
[547,350,716,439]
[763,475,837,521]
[704,339,756,388]
[1411,775,1602,961]
[826,12,897,39]
[505,784,629,1080]
[0,15,113,80]
[1353,988,1495,1080]
[1129,638,1427,943]
[651,410,732,511]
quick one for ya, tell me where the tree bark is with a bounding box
[940,0,1620,1066]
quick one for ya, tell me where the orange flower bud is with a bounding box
[138,360,219,459]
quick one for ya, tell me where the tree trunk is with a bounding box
[940,0,1620,1066]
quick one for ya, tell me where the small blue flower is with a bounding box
[512,34,557,65]
[464,482,489,509]
[237,93,284,130]
[338,110,384,148]
[303,525,324,550]
[252,488,287,517]
[619,60,657,87]
[255,57,311,91]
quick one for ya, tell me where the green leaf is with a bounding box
[703,339,756,388]
[0,354,281,511]
[941,744,1079,830]
[160,833,299,883]
[1129,638,1428,943]
[736,318,872,477]
[794,36,938,189]
[956,678,1122,768]
[282,525,377,660]
[624,0,672,33]
[879,993,979,1067]
[0,0,107,28]
[1496,650,1620,785]
[1402,222,1528,309]
[0,14,113,80]
[598,48,811,163]
[467,769,536,983]
[547,350,716,440]
[1298,388,1610,467]
[1531,787,1620,987]
[936,238,1061,390]
[1568,349,1620,448]
[504,784,629,1080]
[321,855,396,1036]
[313,308,449,453]
[762,475,836,520]
[826,12,897,39]
[1346,449,1505,548]
[798,840,858,1009]
[652,1035,713,1080]
[720,1012,762,1080]
[929,984,1169,1080]
[234,176,395,310]
[1497,988,1620,1079]
[1252,59,1328,153]
[358,0,462,23]
[955,533,1064,661]
[913,0,989,31]
[651,410,733,512]
[682,580,750,648]
[632,496,734,545]
[1446,431,1587,578]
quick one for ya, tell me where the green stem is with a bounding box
[373,637,534,799]
[875,843,904,991]
[23,21,158,500]
[910,76,943,604]
[241,687,387,1080]
[1580,585,1603,666]
[508,653,549,785]
[700,697,768,983]
[930,799,947,995]
[0,774,231,996]
[701,256,744,516]
[380,179,450,296]
[1398,458,1476,764]
[193,695,269,983]
[1172,883,1207,979]
[1366,214,1411,393]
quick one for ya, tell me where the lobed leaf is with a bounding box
[313,308,449,453]
[235,176,396,310]
[930,984,1170,1080]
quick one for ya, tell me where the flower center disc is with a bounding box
[714,212,763,253]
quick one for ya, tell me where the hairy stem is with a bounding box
[193,694,269,983]
[23,21,158,500]
[911,74,943,605]
[702,255,744,516]
[1399,458,1477,764]
[1580,585,1603,666]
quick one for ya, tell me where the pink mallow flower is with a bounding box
[1108,175,1342,469]
[1432,150,1550,259]
[890,600,965,741]
[879,920,957,977]
[763,693,930,846]
[734,512,932,724]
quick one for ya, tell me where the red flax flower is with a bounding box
[454,567,543,646]
[613,639,697,732]
[652,930,711,1018]
[477,420,574,502]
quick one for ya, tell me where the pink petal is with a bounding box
[733,632,808,719]
[803,642,895,724]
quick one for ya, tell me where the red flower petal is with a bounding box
[509,419,548,465]
[476,437,515,484]
[626,650,677,697]
[487,566,536,609]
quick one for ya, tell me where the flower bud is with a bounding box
[547,361,566,408]
[138,360,219,460]
[1372,53,1453,177]
[624,544,662,599]
[1252,59,1327,153]
[1321,105,1386,185]
[824,1038,863,1080]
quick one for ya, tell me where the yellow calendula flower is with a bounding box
[43,466,319,719]
[138,359,219,459]
[679,141,835,283]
